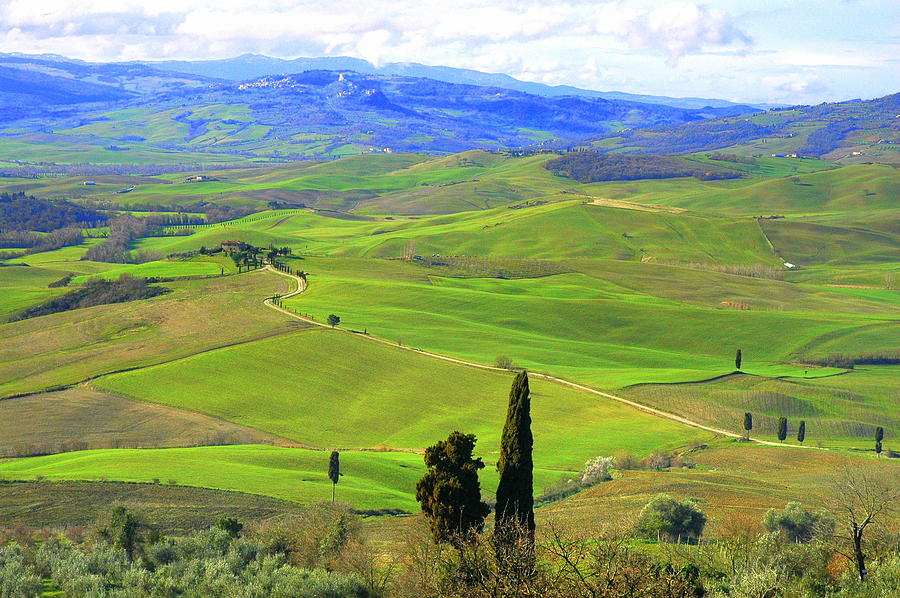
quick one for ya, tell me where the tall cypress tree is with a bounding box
[797,420,806,444]
[495,370,535,538]
[778,417,788,442]
[743,412,753,440]
[735,348,742,370]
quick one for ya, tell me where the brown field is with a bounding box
[0,481,307,533]
[0,388,297,458]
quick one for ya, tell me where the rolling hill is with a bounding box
[0,54,762,163]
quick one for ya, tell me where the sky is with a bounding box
[0,0,898,104]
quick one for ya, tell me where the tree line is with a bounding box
[545,152,742,183]
[0,192,106,233]
[9,275,170,322]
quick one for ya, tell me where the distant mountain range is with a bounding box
[0,53,762,161]
[0,52,893,165]
[141,53,774,111]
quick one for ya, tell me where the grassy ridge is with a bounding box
[0,445,423,511]
[282,256,887,388]
[95,328,711,465]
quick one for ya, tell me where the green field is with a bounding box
[0,445,424,511]
[0,148,896,523]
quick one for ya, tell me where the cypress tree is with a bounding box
[415,431,489,547]
[328,451,340,503]
[495,370,535,541]
[735,348,742,370]
[875,426,884,443]
[743,412,753,440]
[875,440,883,457]
[797,420,806,444]
[778,417,788,442]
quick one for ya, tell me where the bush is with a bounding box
[763,502,834,543]
[636,494,707,542]
[0,544,41,597]
[580,456,614,485]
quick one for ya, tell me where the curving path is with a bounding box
[262,265,821,451]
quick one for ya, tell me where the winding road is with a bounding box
[262,265,820,451]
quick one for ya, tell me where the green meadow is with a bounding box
[0,445,424,511]
[0,149,896,520]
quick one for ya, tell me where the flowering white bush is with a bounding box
[581,456,614,485]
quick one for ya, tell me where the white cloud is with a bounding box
[0,0,895,103]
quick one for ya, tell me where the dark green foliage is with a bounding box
[495,370,535,535]
[109,506,142,561]
[763,502,834,543]
[415,431,489,546]
[10,275,169,321]
[797,420,806,444]
[875,440,882,456]
[778,417,788,442]
[216,516,243,538]
[743,412,753,438]
[0,191,106,233]
[636,494,707,543]
[735,348,742,370]
[47,273,74,288]
[327,314,341,328]
[875,426,884,442]
[546,152,741,183]
[329,451,341,503]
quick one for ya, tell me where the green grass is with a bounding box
[69,255,235,284]
[0,445,423,511]
[0,266,70,321]
[95,327,711,469]
[0,271,298,397]
[277,256,887,388]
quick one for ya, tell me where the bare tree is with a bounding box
[828,466,899,581]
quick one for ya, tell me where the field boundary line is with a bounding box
[262,266,822,451]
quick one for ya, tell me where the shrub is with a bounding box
[644,451,672,471]
[580,456,614,485]
[0,544,41,597]
[763,502,834,543]
[636,494,707,542]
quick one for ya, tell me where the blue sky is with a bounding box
[0,0,897,104]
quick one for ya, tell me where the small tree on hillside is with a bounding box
[828,466,899,581]
[874,426,884,456]
[763,502,833,543]
[327,314,340,328]
[778,417,788,442]
[735,348,742,370]
[743,412,753,440]
[108,506,142,561]
[328,451,341,503]
[636,494,706,543]
[415,431,489,547]
[797,420,806,444]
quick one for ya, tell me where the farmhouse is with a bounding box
[221,240,248,253]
